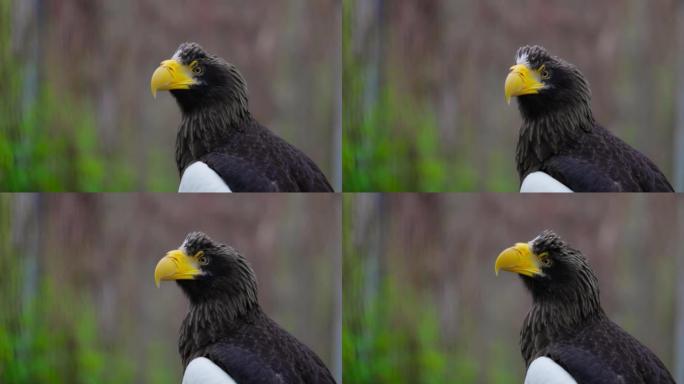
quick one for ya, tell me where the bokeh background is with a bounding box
[0,194,341,383]
[343,194,684,383]
[343,0,684,191]
[0,0,341,191]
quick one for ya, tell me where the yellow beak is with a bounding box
[494,242,542,277]
[150,59,196,98]
[504,64,544,104]
[154,249,201,287]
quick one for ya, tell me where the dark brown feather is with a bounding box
[169,42,333,192]
[513,45,673,192]
[518,231,675,383]
[175,232,336,383]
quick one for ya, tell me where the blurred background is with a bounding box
[343,0,684,191]
[0,194,341,383]
[343,194,684,383]
[0,0,341,191]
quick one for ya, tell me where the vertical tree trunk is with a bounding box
[675,196,684,382]
[332,0,342,191]
[353,0,384,114]
[12,0,41,115]
[674,0,684,191]
[674,2,684,377]
[11,193,43,368]
[332,214,342,382]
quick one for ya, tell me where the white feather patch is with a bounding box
[516,52,530,66]
[182,357,238,384]
[178,162,232,193]
[520,172,573,193]
[172,48,183,62]
[524,357,577,384]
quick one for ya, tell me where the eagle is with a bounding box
[154,231,336,384]
[495,230,675,384]
[150,42,334,192]
[505,45,674,192]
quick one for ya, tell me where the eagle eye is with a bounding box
[190,60,203,75]
[195,250,208,266]
[540,66,550,80]
[538,252,552,267]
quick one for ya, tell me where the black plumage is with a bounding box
[159,42,333,192]
[499,230,675,383]
[509,45,673,192]
[167,232,336,384]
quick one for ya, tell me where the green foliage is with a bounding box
[341,0,451,191]
[0,275,137,383]
[0,80,138,191]
[342,0,517,192]
[344,85,447,191]
[144,343,179,384]
[343,196,476,383]
[0,195,171,383]
[0,0,175,191]
[342,62,481,191]
[342,66,516,191]
[0,2,100,190]
[5,87,97,190]
[343,268,482,383]
[342,195,523,383]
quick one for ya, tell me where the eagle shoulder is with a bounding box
[178,161,232,193]
[182,357,238,384]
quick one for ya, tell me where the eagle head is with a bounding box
[154,231,258,306]
[495,230,600,305]
[505,45,591,121]
[150,42,249,115]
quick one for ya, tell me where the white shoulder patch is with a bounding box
[525,357,577,384]
[520,172,573,193]
[178,162,232,193]
[182,357,238,384]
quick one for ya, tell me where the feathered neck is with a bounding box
[178,258,259,366]
[515,101,594,178]
[519,265,604,366]
[179,302,261,367]
[175,102,252,174]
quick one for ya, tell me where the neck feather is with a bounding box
[179,293,259,366]
[520,269,603,365]
[175,103,252,173]
[515,103,594,177]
